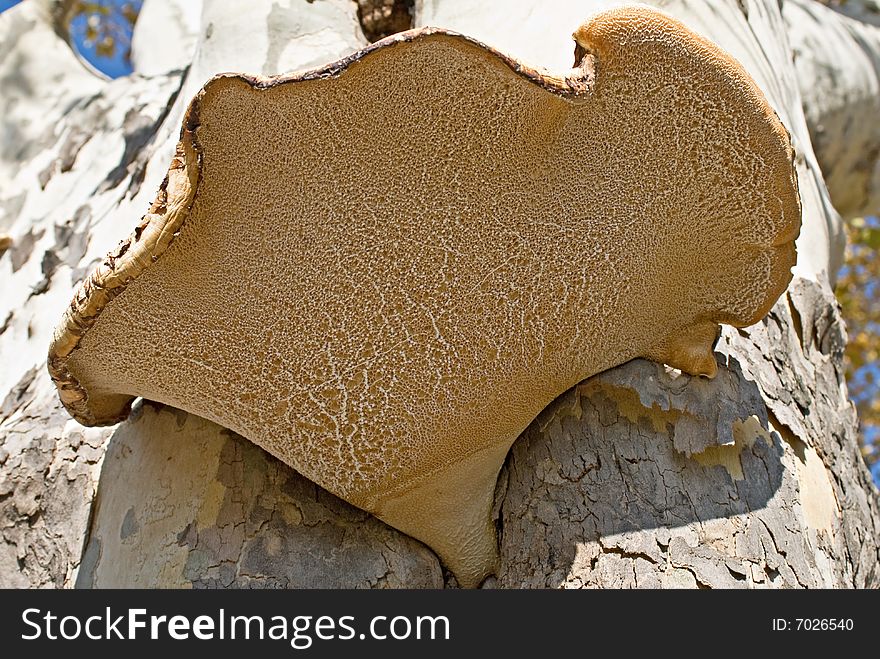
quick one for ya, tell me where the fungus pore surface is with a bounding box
[48,8,800,587]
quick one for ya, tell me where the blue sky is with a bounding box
[68,6,137,78]
[1,0,135,77]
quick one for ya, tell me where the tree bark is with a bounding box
[500,278,879,587]
[784,0,880,220]
[1,0,877,589]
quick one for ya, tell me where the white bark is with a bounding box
[416,0,614,70]
[188,0,366,83]
[0,0,102,201]
[784,0,880,219]
[130,0,201,76]
[1,0,877,588]
[0,0,188,587]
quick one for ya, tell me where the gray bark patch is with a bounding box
[120,507,138,540]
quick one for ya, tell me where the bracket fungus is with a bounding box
[48,7,800,587]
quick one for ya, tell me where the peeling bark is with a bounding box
[499,278,879,588]
[0,0,877,589]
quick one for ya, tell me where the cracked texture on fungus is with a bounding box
[48,8,800,586]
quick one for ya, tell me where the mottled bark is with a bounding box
[0,0,877,589]
[76,403,442,589]
[0,1,182,587]
[500,278,879,588]
[0,368,110,587]
[129,0,200,76]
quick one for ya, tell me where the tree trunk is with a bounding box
[783,0,880,220]
[1,0,877,589]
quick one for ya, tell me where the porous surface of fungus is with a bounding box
[48,7,800,587]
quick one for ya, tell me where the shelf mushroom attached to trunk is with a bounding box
[48,7,800,588]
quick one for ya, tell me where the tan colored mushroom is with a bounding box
[48,7,800,587]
